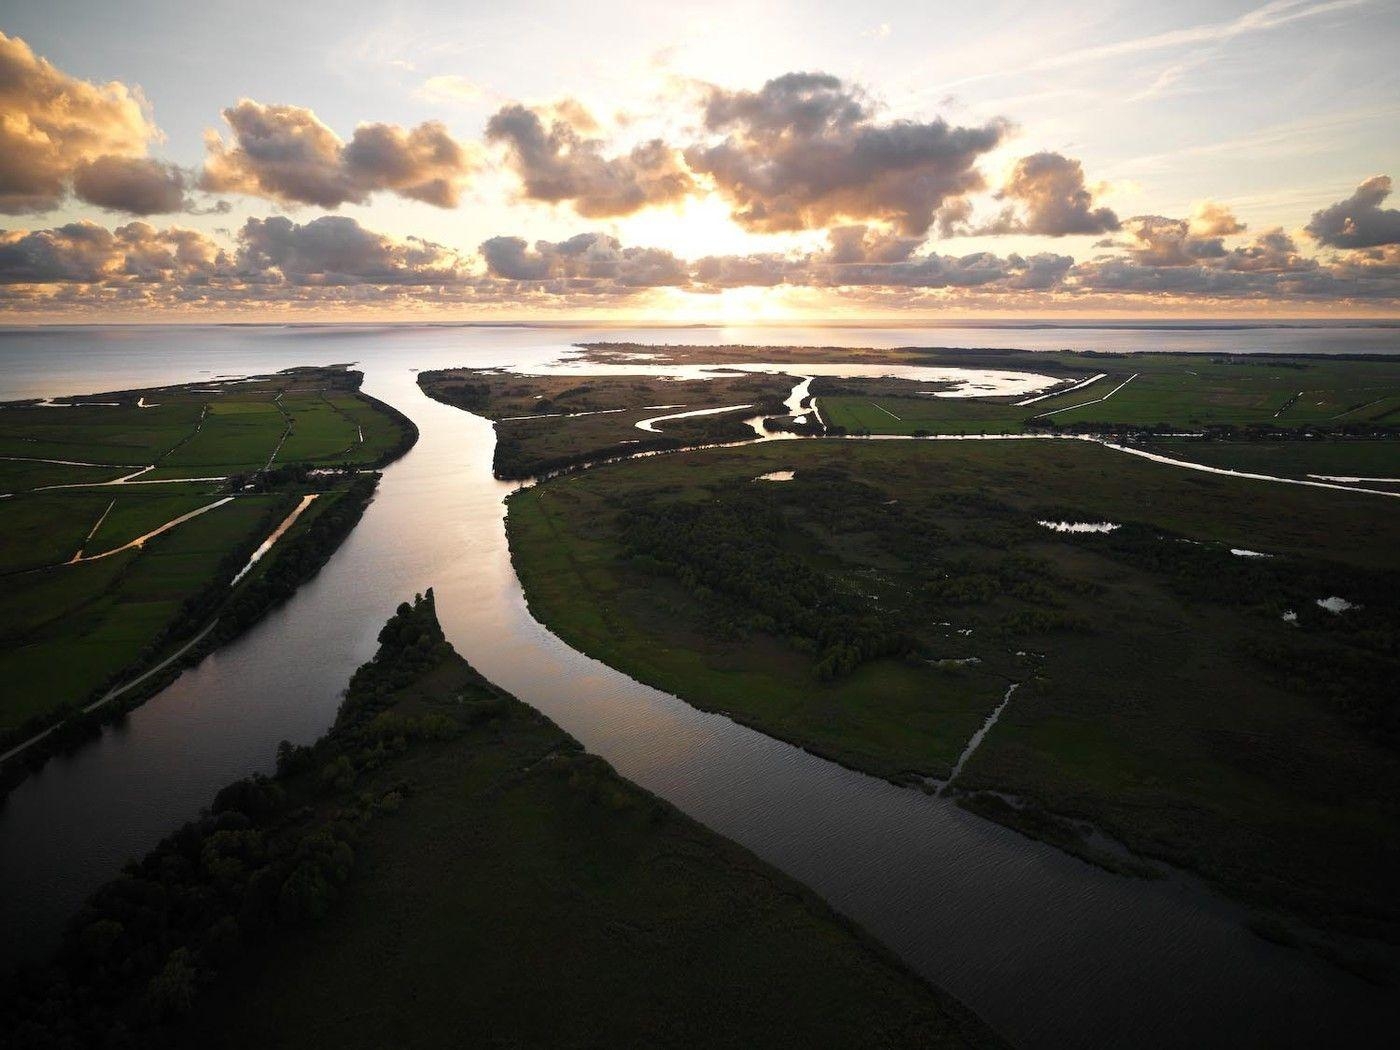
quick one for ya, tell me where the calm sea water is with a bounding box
[1,323,1397,1048]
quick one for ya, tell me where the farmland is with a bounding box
[0,367,416,776]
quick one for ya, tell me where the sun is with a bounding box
[609,196,824,262]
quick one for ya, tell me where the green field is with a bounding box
[809,351,1400,438]
[506,437,1400,939]
[0,366,416,751]
[820,395,1029,434]
[0,494,281,728]
[1147,438,1400,479]
[5,596,999,1049]
[273,397,361,463]
[0,459,130,493]
[0,401,204,465]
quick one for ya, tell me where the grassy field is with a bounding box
[1147,437,1400,478]
[0,401,204,465]
[0,493,282,728]
[815,353,1400,437]
[820,394,1029,434]
[3,595,1001,1049]
[273,398,361,464]
[420,368,794,477]
[0,459,129,492]
[0,366,416,750]
[506,437,1400,940]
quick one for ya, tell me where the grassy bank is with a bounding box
[1,594,1000,1050]
[505,438,1400,940]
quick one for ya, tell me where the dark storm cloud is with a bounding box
[1305,175,1400,249]
[201,101,477,208]
[484,103,695,217]
[978,152,1119,237]
[684,72,1006,235]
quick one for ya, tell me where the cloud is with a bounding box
[684,72,1006,235]
[238,216,469,285]
[1221,228,1314,273]
[1188,200,1246,237]
[0,220,228,284]
[201,100,478,208]
[1115,214,1231,265]
[0,31,162,214]
[71,156,191,215]
[1305,175,1400,248]
[825,225,922,264]
[480,233,688,288]
[3,211,1396,313]
[981,152,1119,236]
[0,215,464,292]
[416,75,484,105]
[485,103,694,217]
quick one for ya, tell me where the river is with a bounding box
[1,323,1397,1048]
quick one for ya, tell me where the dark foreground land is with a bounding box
[506,437,1400,962]
[1,594,1000,1050]
[0,366,416,793]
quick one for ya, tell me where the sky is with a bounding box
[1,0,1399,321]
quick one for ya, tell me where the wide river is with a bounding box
[2,323,1398,1048]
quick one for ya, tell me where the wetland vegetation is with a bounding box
[494,361,1400,957]
[418,367,792,477]
[1,594,999,1050]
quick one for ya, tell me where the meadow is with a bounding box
[506,437,1400,948]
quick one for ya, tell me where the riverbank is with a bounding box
[1,593,1002,1050]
